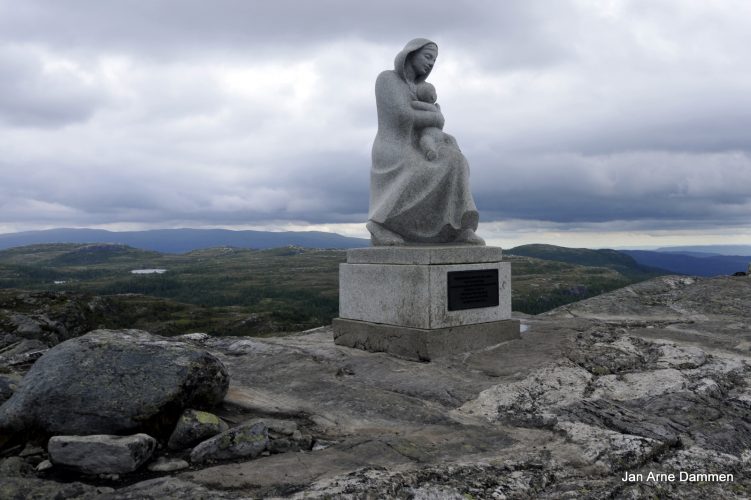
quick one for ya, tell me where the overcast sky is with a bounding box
[1,0,750,248]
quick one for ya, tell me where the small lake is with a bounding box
[131,269,167,275]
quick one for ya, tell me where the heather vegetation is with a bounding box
[0,243,666,335]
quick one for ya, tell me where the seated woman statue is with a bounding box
[367,38,484,246]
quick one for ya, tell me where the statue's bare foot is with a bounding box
[367,221,406,246]
[455,229,485,245]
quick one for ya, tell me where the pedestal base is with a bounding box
[339,247,511,330]
[333,317,520,361]
[334,246,518,361]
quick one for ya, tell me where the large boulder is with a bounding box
[0,329,229,438]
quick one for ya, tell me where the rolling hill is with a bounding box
[0,242,668,327]
[507,244,667,279]
[509,243,751,278]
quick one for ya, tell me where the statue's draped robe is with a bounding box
[368,39,479,243]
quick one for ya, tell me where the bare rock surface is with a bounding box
[94,477,232,499]
[179,275,749,498]
[0,275,749,498]
[0,329,229,438]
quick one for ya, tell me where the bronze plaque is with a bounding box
[447,269,499,311]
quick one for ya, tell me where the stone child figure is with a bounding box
[412,82,443,161]
[367,38,484,246]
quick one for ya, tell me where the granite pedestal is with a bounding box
[333,246,519,361]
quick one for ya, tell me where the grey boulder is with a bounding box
[190,421,268,464]
[167,409,228,450]
[0,456,33,477]
[48,434,157,474]
[0,373,21,405]
[0,339,48,372]
[0,329,229,438]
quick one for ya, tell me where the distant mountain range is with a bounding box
[621,250,750,277]
[0,228,369,253]
[654,245,751,256]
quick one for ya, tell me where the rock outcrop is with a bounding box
[0,275,749,498]
[0,291,113,351]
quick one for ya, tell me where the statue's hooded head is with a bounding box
[394,38,438,84]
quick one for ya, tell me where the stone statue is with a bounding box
[367,38,484,246]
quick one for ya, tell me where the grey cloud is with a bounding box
[0,1,571,68]
[0,1,749,239]
[0,147,371,227]
[501,90,751,155]
[0,46,106,127]
[471,151,751,226]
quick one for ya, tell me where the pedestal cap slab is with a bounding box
[347,246,502,265]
